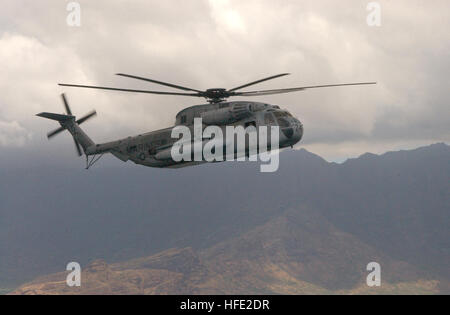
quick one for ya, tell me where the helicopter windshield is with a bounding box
[273,111,292,118]
[273,111,291,127]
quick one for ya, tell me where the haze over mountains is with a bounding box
[1,143,449,294]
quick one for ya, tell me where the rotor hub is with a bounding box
[203,88,230,103]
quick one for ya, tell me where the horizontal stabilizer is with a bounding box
[37,112,75,122]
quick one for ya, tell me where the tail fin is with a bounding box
[37,94,96,156]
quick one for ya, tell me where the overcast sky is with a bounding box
[0,0,449,162]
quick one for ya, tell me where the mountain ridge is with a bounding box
[1,143,449,293]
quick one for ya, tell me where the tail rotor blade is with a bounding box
[61,93,72,116]
[74,138,82,156]
[76,110,97,125]
[47,126,65,139]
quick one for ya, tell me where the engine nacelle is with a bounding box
[201,103,252,125]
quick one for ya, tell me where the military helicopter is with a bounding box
[37,73,375,169]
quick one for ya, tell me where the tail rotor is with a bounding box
[41,93,97,156]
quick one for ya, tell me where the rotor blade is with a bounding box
[74,138,82,156]
[234,82,377,97]
[47,126,65,139]
[58,83,202,97]
[116,73,203,93]
[228,73,291,92]
[76,110,97,125]
[61,93,72,115]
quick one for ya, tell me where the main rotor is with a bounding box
[59,73,376,104]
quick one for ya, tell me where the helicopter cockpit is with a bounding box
[264,109,303,142]
[264,110,292,126]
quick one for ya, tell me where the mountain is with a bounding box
[1,143,449,294]
[9,209,440,294]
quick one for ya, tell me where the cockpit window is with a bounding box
[273,111,291,118]
[273,111,291,127]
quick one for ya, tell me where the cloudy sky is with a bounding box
[0,0,449,162]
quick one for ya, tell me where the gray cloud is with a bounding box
[0,0,448,161]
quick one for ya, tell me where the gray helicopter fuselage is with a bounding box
[85,101,303,168]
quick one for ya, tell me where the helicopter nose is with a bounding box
[281,126,294,138]
[296,120,303,141]
[280,118,303,143]
[289,118,303,143]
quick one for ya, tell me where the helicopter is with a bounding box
[37,73,375,169]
